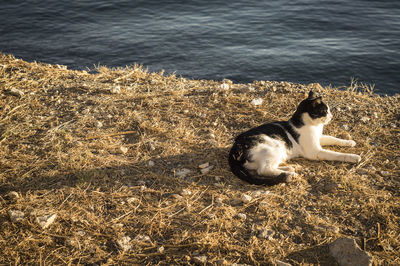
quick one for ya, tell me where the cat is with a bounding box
[228,91,361,186]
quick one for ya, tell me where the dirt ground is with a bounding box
[1,53,399,265]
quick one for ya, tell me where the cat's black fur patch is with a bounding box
[228,91,329,186]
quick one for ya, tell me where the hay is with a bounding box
[0,53,399,265]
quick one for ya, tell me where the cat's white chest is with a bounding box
[296,124,323,157]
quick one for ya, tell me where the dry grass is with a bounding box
[0,53,399,265]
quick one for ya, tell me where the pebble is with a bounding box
[6,191,20,200]
[241,194,252,203]
[95,121,103,128]
[192,255,208,264]
[127,197,138,204]
[198,162,210,169]
[340,124,350,131]
[8,210,24,222]
[176,168,192,178]
[36,214,57,229]
[251,98,263,106]
[251,190,271,198]
[379,170,390,177]
[236,213,247,220]
[219,83,230,91]
[181,189,192,196]
[275,260,292,266]
[148,160,155,167]
[111,86,121,94]
[120,146,128,154]
[117,236,132,251]
[329,237,372,266]
[200,165,214,175]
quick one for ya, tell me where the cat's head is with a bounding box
[291,91,332,127]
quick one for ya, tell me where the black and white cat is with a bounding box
[228,91,361,186]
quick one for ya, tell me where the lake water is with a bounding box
[1,0,399,95]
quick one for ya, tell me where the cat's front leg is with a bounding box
[316,149,361,163]
[320,135,356,147]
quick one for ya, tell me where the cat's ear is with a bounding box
[308,90,316,99]
[311,96,322,107]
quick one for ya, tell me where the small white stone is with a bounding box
[120,146,128,154]
[181,189,192,196]
[134,234,151,243]
[9,210,24,222]
[7,191,20,200]
[95,121,103,128]
[341,124,350,131]
[200,165,214,175]
[241,194,252,203]
[36,214,57,229]
[379,170,390,177]
[176,168,191,178]
[219,83,230,91]
[127,197,138,204]
[198,162,210,169]
[275,260,292,266]
[111,86,121,94]
[236,213,247,220]
[251,98,263,106]
[193,255,208,264]
[148,160,155,167]
[118,236,132,251]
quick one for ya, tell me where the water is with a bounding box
[1,0,399,95]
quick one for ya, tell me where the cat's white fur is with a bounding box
[244,107,361,177]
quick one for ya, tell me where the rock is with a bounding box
[329,237,373,266]
[192,255,208,264]
[9,210,24,222]
[111,86,121,94]
[95,121,103,128]
[198,162,210,169]
[379,170,390,177]
[258,228,275,240]
[251,190,271,198]
[181,189,192,196]
[120,146,128,154]
[236,213,247,220]
[241,194,252,203]
[340,124,350,131]
[36,214,57,229]
[148,160,155,167]
[219,83,230,91]
[127,197,138,204]
[200,165,214,175]
[6,191,20,200]
[275,260,292,266]
[251,98,263,106]
[176,168,192,178]
[117,236,132,251]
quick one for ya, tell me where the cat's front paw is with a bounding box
[347,154,361,163]
[343,140,356,147]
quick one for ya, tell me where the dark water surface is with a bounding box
[1,0,399,94]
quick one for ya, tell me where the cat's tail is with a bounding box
[228,145,288,186]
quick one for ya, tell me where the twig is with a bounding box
[85,130,137,140]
